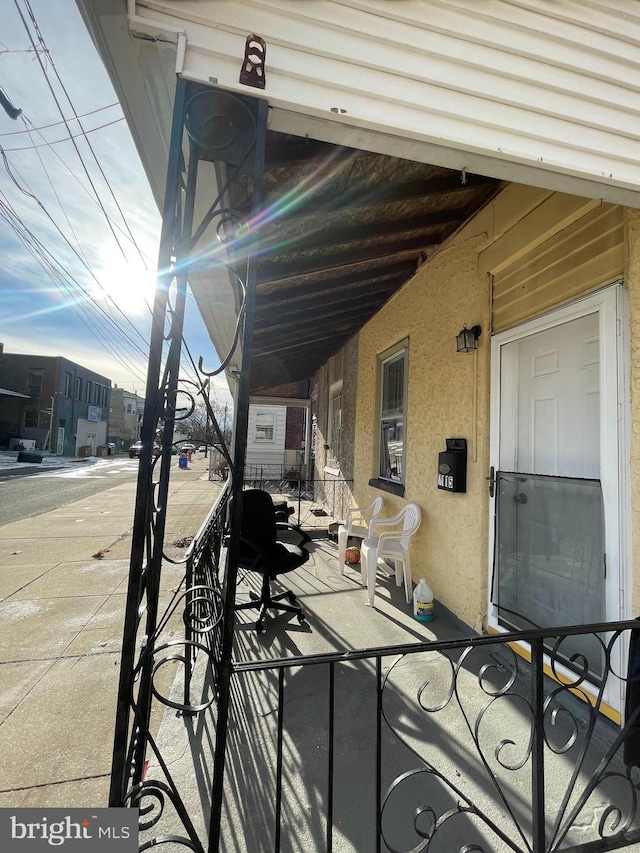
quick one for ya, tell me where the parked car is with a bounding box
[128,441,144,458]
[181,443,196,452]
[129,441,160,459]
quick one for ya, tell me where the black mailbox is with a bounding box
[437,438,467,493]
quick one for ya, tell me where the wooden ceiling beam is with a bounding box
[257,235,435,282]
[255,330,348,357]
[262,173,494,220]
[254,314,364,341]
[251,342,354,387]
[244,208,466,261]
[256,259,415,293]
[256,279,398,320]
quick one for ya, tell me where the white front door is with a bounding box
[501,313,599,478]
[489,284,629,708]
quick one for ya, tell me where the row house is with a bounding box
[77,2,640,850]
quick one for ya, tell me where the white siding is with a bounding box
[123,0,640,205]
[245,404,287,472]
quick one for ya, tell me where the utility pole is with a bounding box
[47,396,54,451]
[204,378,210,458]
[40,395,55,452]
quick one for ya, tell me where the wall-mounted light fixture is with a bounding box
[456,324,482,353]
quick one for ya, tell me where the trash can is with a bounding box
[178,454,188,469]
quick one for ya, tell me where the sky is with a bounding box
[0,0,233,408]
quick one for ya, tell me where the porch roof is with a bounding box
[227,131,501,396]
[77,1,640,400]
[75,1,502,398]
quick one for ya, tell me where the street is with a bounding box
[0,457,140,526]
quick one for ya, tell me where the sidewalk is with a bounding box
[0,452,220,809]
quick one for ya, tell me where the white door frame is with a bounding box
[488,283,631,713]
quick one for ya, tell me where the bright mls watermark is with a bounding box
[0,809,138,851]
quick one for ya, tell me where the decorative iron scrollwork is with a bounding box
[109,77,265,851]
[378,629,640,852]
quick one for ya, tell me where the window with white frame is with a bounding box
[255,411,275,441]
[379,343,407,484]
[327,382,342,466]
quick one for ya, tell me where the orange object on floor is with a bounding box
[345,546,361,564]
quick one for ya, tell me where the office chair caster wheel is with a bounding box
[287,591,297,604]
[255,620,266,634]
[297,612,305,624]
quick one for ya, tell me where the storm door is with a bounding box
[489,286,627,693]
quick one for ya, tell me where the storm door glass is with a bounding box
[494,471,605,678]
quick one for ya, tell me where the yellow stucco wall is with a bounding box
[354,220,493,633]
[353,186,633,632]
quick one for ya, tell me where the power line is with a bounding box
[13,0,129,259]
[21,0,147,267]
[0,13,167,392]
[0,173,152,375]
[20,115,155,267]
[0,189,150,384]
[0,143,150,350]
[0,102,120,136]
[21,118,92,270]
[1,116,125,150]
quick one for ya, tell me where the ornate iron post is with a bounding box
[107,72,268,852]
[109,75,190,807]
[208,96,268,851]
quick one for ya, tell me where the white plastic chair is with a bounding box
[360,503,422,606]
[337,497,384,573]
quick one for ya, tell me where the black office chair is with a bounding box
[236,489,310,633]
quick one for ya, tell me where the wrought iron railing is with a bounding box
[117,481,229,849]
[118,518,640,853]
[220,620,640,853]
[181,478,231,705]
[242,472,354,525]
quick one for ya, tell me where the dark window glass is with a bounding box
[379,349,406,483]
[27,368,43,396]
